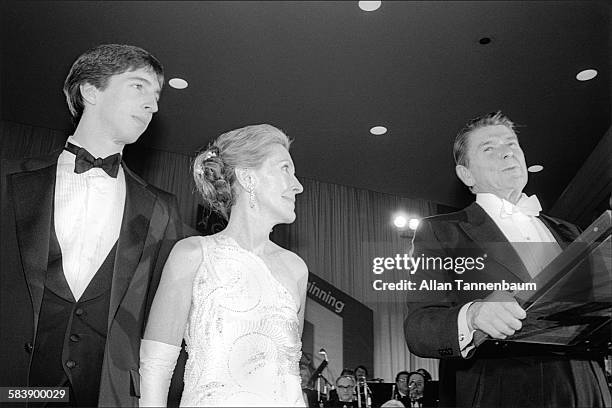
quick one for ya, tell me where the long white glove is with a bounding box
[139,339,181,407]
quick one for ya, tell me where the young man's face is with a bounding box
[90,67,161,145]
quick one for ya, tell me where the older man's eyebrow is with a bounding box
[476,140,495,149]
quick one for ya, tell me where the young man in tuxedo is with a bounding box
[0,44,186,406]
[404,111,611,407]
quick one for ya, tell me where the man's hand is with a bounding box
[466,291,526,339]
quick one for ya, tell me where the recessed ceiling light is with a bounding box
[576,69,597,81]
[370,126,387,135]
[169,78,188,89]
[358,1,381,12]
[393,215,407,229]
[527,165,544,173]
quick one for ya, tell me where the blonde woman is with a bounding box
[139,124,307,407]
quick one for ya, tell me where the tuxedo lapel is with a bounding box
[459,202,532,283]
[108,166,155,329]
[538,214,578,249]
[9,158,58,336]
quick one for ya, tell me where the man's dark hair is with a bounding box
[453,111,516,166]
[354,365,368,377]
[416,368,432,381]
[395,370,410,383]
[63,44,164,119]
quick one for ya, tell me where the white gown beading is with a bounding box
[180,235,304,407]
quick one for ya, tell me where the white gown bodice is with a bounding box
[180,235,304,407]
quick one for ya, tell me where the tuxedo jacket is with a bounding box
[0,149,186,406]
[404,202,610,407]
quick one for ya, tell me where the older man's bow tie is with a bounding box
[64,142,121,178]
[500,194,542,218]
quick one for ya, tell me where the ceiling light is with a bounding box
[169,78,188,89]
[359,1,381,12]
[576,69,597,81]
[393,215,407,229]
[370,126,387,135]
[528,165,543,173]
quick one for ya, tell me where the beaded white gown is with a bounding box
[180,235,305,407]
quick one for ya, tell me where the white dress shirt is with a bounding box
[458,193,562,355]
[54,136,126,300]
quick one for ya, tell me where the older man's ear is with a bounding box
[455,165,475,188]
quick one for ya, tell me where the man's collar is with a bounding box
[66,135,81,148]
[477,192,541,218]
[476,192,525,212]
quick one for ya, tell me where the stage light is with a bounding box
[393,215,407,228]
[408,218,420,230]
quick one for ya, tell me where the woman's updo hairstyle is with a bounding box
[193,124,291,220]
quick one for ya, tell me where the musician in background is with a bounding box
[392,371,432,408]
[302,351,334,406]
[415,368,438,407]
[407,372,426,408]
[354,365,369,382]
[353,365,373,406]
[393,371,411,407]
[326,374,357,408]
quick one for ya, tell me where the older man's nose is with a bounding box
[501,146,514,159]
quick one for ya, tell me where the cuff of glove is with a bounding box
[138,339,181,407]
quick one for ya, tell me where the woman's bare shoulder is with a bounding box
[270,243,308,278]
[163,236,205,280]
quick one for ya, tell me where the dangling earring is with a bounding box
[249,189,256,209]
[247,183,256,209]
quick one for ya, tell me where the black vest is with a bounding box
[29,223,116,407]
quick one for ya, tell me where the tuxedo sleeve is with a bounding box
[404,218,465,359]
[144,193,190,325]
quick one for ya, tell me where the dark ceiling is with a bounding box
[1,1,610,210]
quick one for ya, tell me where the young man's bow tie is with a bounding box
[64,142,121,178]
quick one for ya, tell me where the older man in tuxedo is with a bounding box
[0,44,186,406]
[404,112,611,407]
